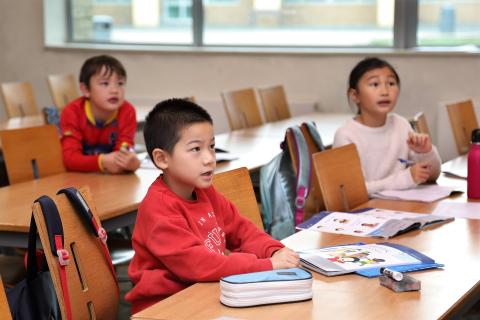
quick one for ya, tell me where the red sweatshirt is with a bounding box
[126,176,284,314]
[59,97,136,172]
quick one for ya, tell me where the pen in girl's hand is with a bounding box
[398,158,415,166]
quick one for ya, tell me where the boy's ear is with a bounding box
[151,148,170,170]
[79,82,91,98]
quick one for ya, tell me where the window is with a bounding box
[44,0,480,49]
[163,0,192,24]
[418,0,480,46]
[203,0,393,46]
[68,0,193,45]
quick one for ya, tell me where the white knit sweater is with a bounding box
[333,113,441,195]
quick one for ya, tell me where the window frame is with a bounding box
[45,0,479,52]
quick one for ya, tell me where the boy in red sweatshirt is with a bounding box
[126,98,300,313]
[60,55,140,173]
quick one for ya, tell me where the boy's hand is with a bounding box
[410,161,430,184]
[270,247,300,270]
[101,152,124,174]
[115,149,140,172]
[407,132,432,154]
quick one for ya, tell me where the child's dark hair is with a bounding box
[144,98,213,159]
[79,55,127,89]
[348,57,400,91]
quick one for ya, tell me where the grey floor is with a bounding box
[117,264,133,320]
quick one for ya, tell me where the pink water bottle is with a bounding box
[467,128,480,199]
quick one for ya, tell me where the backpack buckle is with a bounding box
[295,196,305,209]
[98,227,108,244]
[295,186,307,209]
[57,249,70,266]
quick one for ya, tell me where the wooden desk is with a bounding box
[131,179,480,320]
[0,169,157,247]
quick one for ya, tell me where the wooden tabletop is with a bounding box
[131,174,480,320]
[214,113,352,172]
[0,115,45,131]
[0,169,157,233]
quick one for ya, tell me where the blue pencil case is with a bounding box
[220,268,313,307]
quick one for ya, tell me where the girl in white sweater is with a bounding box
[333,57,441,195]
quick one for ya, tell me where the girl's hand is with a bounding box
[270,247,300,270]
[407,132,432,153]
[410,161,430,184]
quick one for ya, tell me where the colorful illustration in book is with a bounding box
[326,248,385,266]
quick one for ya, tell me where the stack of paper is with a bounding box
[372,185,457,202]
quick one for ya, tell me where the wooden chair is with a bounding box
[285,123,325,221]
[183,96,196,103]
[0,277,11,320]
[446,99,479,155]
[0,81,39,118]
[410,111,431,137]
[32,187,118,320]
[258,85,291,122]
[0,125,65,184]
[221,88,263,130]
[47,74,79,111]
[312,144,368,212]
[213,167,264,230]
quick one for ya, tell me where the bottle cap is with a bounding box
[472,128,480,143]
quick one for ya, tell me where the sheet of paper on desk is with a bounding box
[215,147,240,162]
[433,201,480,220]
[372,185,458,203]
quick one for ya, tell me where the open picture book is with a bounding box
[299,242,443,277]
[296,208,454,239]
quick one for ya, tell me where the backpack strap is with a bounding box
[287,126,311,226]
[57,187,118,291]
[302,121,325,152]
[31,195,73,320]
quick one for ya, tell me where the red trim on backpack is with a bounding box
[54,234,72,320]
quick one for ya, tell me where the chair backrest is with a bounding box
[410,111,431,137]
[258,85,291,122]
[221,88,263,130]
[312,143,368,212]
[183,96,196,103]
[32,187,118,320]
[285,123,325,220]
[47,74,79,111]
[446,99,479,155]
[0,277,11,320]
[213,167,264,230]
[0,81,39,118]
[0,125,65,184]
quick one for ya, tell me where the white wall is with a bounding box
[2,1,480,162]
